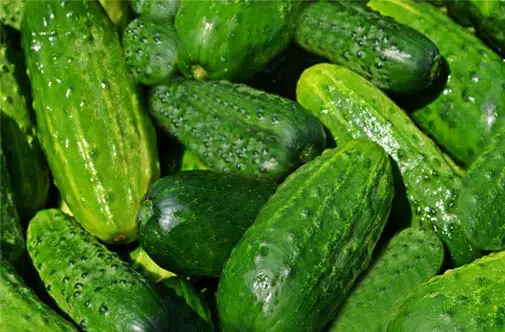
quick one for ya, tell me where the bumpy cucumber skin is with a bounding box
[139,171,276,277]
[368,0,505,166]
[295,1,441,94]
[296,63,479,266]
[1,35,49,222]
[456,131,505,250]
[149,80,326,181]
[0,257,77,332]
[0,144,25,264]
[0,0,24,30]
[217,139,394,332]
[22,0,160,244]
[175,0,305,81]
[331,228,444,332]
[131,0,179,21]
[123,17,179,86]
[387,251,505,332]
[27,209,172,332]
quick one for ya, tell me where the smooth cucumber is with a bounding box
[175,0,306,81]
[456,130,505,250]
[0,257,77,332]
[131,0,179,21]
[368,0,505,166]
[1,28,50,222]
[27,209,172,332]
[22,0,160,243]
[218,139,394,332]
[295,0,441,94]
[139,171,276,277]
[387,251,505,331]
[149,79,326,181]
[330,227,444,332]
[123,17,179,85]
[297,63,479,266]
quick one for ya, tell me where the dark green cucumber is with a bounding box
[1,28,50,222]
[27,209,172,332]
[387,251,505,331]
[297,63,479,266]
[131,0,179,21]
[217,139,394,332]
[330,227,444,332]
[0,143,25,264]
[175,0,306,81]
[0,257,77,332]
[130,247,175,283]
[295,0,441,94]
[139,171,276,277]
[22,0,160,244]
[123,17,179,85]
[149,79,326,181]
[456,130,505,250]
[368,0,505,166]
[0,0,24,30]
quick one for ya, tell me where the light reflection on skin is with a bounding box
[383,48,412,62]
[157,197,183,233]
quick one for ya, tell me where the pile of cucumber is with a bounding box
[1,0,505,331]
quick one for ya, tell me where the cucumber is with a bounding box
[149,79,326,181]
[175,0,306,81]
[0,143,25,265]
[0,0,24,30]
[123,17,179,86]
[180,150,208,171]
[387,251,505,331]
[139,171,276,277]
[295,0,441,94]
[130,247,175,283]
[27,209,172,332]
[0,257,77,332]
[330,228,444,332]
[99,0,131,31]
[456,130,505,250]
[296,63,479,266]
[22,0,160,244]
[131,0,179,21]
[217,139,394,332]
[1,27,50,222]
[368,0,505,166]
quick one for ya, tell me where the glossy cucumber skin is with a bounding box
[27,209,173,332]
[0,143,25,265]
[296,63,479,266]
[149,79,326,181]
[295,0,441,94]
[131,0,179,21]
[387,251,505,332]
[0,257,77,332]
[218,139,394,332]
[22,0,160,244]
[123,17,179,86]
[1,31,50,222]
[456,131,505,250]
[368,0,505,166]
[330,228,444,332]
[139,171,276,277]
[175,0,306,81]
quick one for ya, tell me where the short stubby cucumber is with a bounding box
[175,0,306,81]
[0,143,25,265]
[139,171,276,277]
[217,139,394,332]
[456,130,505,250]
[27,209,172,332]
[0,257,78,332]
[131,0,179,22]
[149,79,326,181]
[1,30,49,222]
[297,63,479,266]
[295,0,441,94]
[387,251,505,331]
[123,17,179,86]
[368,0,505,166]
[22,0,160,243]
[330,227,444,332]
